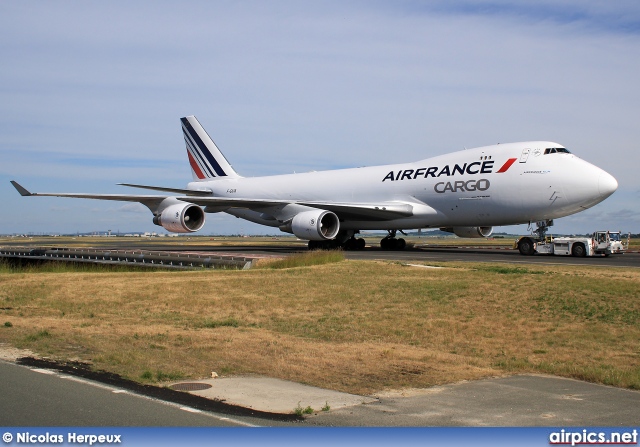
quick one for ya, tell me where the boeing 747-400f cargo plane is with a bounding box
[11,116,618,253]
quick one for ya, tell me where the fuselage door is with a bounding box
[519,148,531,163]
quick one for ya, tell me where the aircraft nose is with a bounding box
[598,171,618,198]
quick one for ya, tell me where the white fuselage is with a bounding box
[187,141,618,231]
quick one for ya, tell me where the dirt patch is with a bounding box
[0,343,34,362]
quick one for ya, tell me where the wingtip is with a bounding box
[10,180,33,196]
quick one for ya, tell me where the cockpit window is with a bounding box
[544,147,571,154]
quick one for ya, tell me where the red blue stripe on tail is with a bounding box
[181,116,240,180]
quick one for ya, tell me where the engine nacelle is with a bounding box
[286,209,340,241]
[441,226,493,238]
[153,203,205,233]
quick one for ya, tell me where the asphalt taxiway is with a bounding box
[118,242,640,268]
[102,239,640,268]
[0,360,264,427]
[2,237,639,268]
[346,245,640,268]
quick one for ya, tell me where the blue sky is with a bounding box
[1,1,639,235]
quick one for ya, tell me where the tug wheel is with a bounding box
[572,243,586,257]
[518,237,535,256]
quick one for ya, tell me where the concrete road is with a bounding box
[307,374,640,426]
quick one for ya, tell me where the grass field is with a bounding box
[1,252,639,395]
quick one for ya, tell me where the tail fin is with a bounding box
[181,116,240,180]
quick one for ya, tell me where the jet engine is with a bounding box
[285,209,340,241]
[441,226,493,238]
[153,202,205,233]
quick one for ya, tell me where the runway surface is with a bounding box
[346,245,640,268]
[2,237,639,268]
[122,242,640,268]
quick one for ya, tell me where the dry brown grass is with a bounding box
[1,260,639,395]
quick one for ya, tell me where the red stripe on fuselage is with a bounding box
[496,158,518,173]
[187,150,206,179]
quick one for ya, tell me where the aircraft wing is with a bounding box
[298,201,414,220]
[117,182,415,219]
[117,183,213,196]
[12,180,415,221]
[180,196,414,220]
[11,181,169,210]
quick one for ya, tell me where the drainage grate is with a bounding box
[170,382,213,392]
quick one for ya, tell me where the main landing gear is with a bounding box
[308,231,366,251]
[343,236,366,251]
[380,230,406,251]
[307,229,409,251]
[307,238,366,251]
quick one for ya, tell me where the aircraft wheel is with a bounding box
[396,238,406,250]
[518,237,535,256]
[324,240,339,250]
[309,240,333,250]
[572,243,586,257]
[356,238,366,250]
[343,238,356,251]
